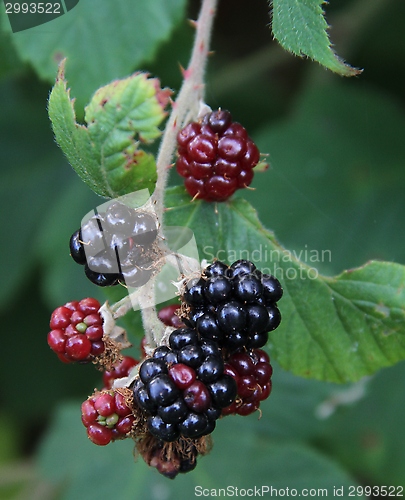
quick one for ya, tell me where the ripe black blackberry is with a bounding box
[69,201,159,288]
[181,259,282,352]
[176,109,264,202]
[133,328,237,442]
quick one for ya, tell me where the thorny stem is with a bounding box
[111,0,217,348]
[114,0,218,349]
[152,0,218,223]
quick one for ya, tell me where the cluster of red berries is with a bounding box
[176,109,263,202]
[47,298,105,363]
[81,389,135,446]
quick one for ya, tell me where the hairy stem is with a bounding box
[138,277,164,348]
[132,0,217,349]
[152,0,218,222]
[112,0,217,349]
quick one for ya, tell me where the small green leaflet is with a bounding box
[165,188,405,383]
[271,0,361,76]
[48,60,171,198]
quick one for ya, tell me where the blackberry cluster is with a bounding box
[69,201,158,287]
[47,298,105,363]
[176,109,262,202]
[48,258,282,478]
[81,389,135,446]
[222,348,273,416]
[182,260,282,352]
[133,328,237,442]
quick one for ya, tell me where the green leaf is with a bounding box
[48,61,168,197]
[271,0,361,76]
[38,403,359,499]
[7,0,186,110]
[164,188,405,383]
[258,361,338,440]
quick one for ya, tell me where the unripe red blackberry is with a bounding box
[176,110,263,202]
[47,298,105,363]
[103,356,139,389]
[133,328,236,442]
[81,389,135,445]
[139,436,199,479]
[158,304,185,328]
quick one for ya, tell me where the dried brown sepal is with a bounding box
[93,337,123,371]
[179,302,192,323]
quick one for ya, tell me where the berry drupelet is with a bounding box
[176,109,264,202]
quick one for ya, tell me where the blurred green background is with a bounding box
[0,0,404,498]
